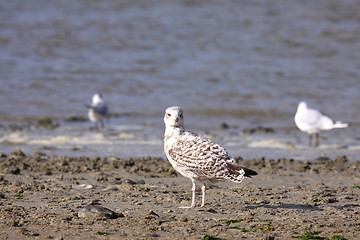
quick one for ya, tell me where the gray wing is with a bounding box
[93,104,108,116]
[85,103,108,116]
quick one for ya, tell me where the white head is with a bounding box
[297,101,307,111]
[92,93,104,104]
[164,106,184,128]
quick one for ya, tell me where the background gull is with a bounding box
[85,93,109,129]
[294,101,348,147]
[163,106,257,208]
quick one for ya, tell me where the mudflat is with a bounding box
[0,150,359,240]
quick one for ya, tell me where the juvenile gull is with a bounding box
[85,93,109,129]
[294,101,348,147]
[163,106,257,208]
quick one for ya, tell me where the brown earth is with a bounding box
[0,150,359,240]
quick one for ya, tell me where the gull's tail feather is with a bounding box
[226,162,257,181]
[243,167,258,178]
[333,121,349,129]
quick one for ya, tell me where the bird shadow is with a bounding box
[244,203,323,211]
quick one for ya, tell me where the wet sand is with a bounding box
[0,150,359,240]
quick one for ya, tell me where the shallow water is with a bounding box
[0,0,359,160]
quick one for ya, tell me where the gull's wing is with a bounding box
[167,131,250,181]
[297,107,323,127]
[85,103,108,116]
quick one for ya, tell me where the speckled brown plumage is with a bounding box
[163,106,257,208]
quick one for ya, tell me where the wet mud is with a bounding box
[0,151,359,239]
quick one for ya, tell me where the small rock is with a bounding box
[73,184,94,190]
[206,208,217,213]
[335,155,347,163]
[8,167,21,175]
[32,152,46,158]
[61,160,69,166]
[264,236,275,240]
[136,180,145,185]
[123,179,136,185]
[0,152,7,158]
[101,186,119,191]
[326,198,338,203]
[19,228,39,237]
[11,150,25,157]
[123,179,146,185]
[255,199,270,204]
[90,199,101,205]
[78,205,121,219]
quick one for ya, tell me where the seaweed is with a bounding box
[202,235,226,240]
[95,232,112,236]
[292,229,327,239]
[224,219,244,225]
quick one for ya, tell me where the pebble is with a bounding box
[7,167,21,175]
[73,184,94,190]
[32,152,46,158]
[11,150,26,157]
[113,180,122,185]
[78,204,121,219]
[101,186,119,191]
[264,236,275,240]
[123,179,136,185]
[136,180,146,185]
[123,179,145,185]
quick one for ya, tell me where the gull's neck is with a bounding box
[164,125,184,140]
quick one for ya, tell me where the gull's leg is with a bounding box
[200,184,206,208]
[100,119,105,129]
[308,134,312,147]
[179,179,196,209]
[315,133,320,147]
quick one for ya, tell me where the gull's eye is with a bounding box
[167,113,171,117]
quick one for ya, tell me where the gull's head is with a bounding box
[164,106,184,128]
[92,93,104,104]
[298,101,307,111]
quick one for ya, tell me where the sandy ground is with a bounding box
[0,150,359,240]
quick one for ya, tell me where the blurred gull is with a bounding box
[294,101,348,147]
[85,93,109,129]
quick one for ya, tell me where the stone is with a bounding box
[78,204,121,219]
